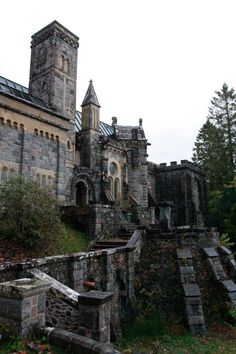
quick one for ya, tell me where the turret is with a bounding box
[81,80,100,130]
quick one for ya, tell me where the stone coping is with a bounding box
[0,278,51,299]
[78,290,113,306]
[0,246,135,272]
[202,247,218,258]
[28,268,79,305]
[220,280,236,293]
[183,283,201,297]
[218,246,232,256]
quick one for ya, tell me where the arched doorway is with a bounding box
[76,180,89,207]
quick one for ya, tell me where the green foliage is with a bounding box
[192,121,230,191]
[208,184,236,242]
[0,334,66,353]
[116,315,165,351]
[193,83,236,192]
[0,175,64,248]
[208,83,236,176]
[219,233,234,248]
[117,322,236,353]
[54,224,90,253]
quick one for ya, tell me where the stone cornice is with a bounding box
[0,101,68,131]
[31,21,79,49]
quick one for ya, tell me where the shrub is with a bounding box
[0,175,64,247]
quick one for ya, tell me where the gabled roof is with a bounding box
[81,80,100,107]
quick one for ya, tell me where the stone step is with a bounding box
[95,239,128,245]
[118,234,132,240]
[91,239,128,251]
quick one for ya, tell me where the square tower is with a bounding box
[29,21,79,121]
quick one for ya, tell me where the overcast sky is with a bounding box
[1,0,236,164]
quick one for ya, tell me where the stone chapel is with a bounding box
[0,21,207,236]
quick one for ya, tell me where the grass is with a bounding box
[0,223,90,263]
[116,317,236,353]
[53,223,90,254]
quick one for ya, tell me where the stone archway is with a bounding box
[73,173,95,207]
[76,180,89,207]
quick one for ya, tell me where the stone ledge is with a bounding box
[78,290,113,306]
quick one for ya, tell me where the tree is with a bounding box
[0,175,64,247]
[208,179,236,242]
[208,83,236,178]
[192,120,230,191]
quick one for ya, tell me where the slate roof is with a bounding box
[0,76,113,137]
[0,76,48,109]
[81,80,100,107]
[75,111,114,136]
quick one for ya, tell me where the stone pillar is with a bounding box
[149,207,156,224]
[0,278,50,337]
[77,290,113,343]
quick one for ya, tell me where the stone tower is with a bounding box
[80,81,101,168]
[29,21,79,121]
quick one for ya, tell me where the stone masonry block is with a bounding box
[183,284,201,297]
[203,247,218,258]
[177,248,192,259]
[220,280,236,293]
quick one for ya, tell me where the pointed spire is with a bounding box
[81,80,100,107]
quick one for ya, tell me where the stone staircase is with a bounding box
[203,247,236,306]
[177,248,206,335]
[90,224,137,251]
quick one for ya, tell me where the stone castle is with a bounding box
[1,22,236,352]
[0,20,207,236]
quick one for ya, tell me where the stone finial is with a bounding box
[112,116,117,126]
[139,118,143,128]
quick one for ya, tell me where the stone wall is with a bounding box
[0,242,139,340]
[0,118,69,201]
[135,227,236,333]
[156,161,207,227]
[135,229,221,317]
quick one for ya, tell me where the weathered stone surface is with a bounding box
[0,278,49,337]
[202,247,218,258]
[177,248,192,259]
[183,284,201,297]
[220,280,236,293]
[37,326,121,354]
[78,291,113,306]
[218,246,232,255]
[187,315,205,326]
[0,278,51,299]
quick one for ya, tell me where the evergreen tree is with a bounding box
[192,120,230,190]
[208,83,236,177]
